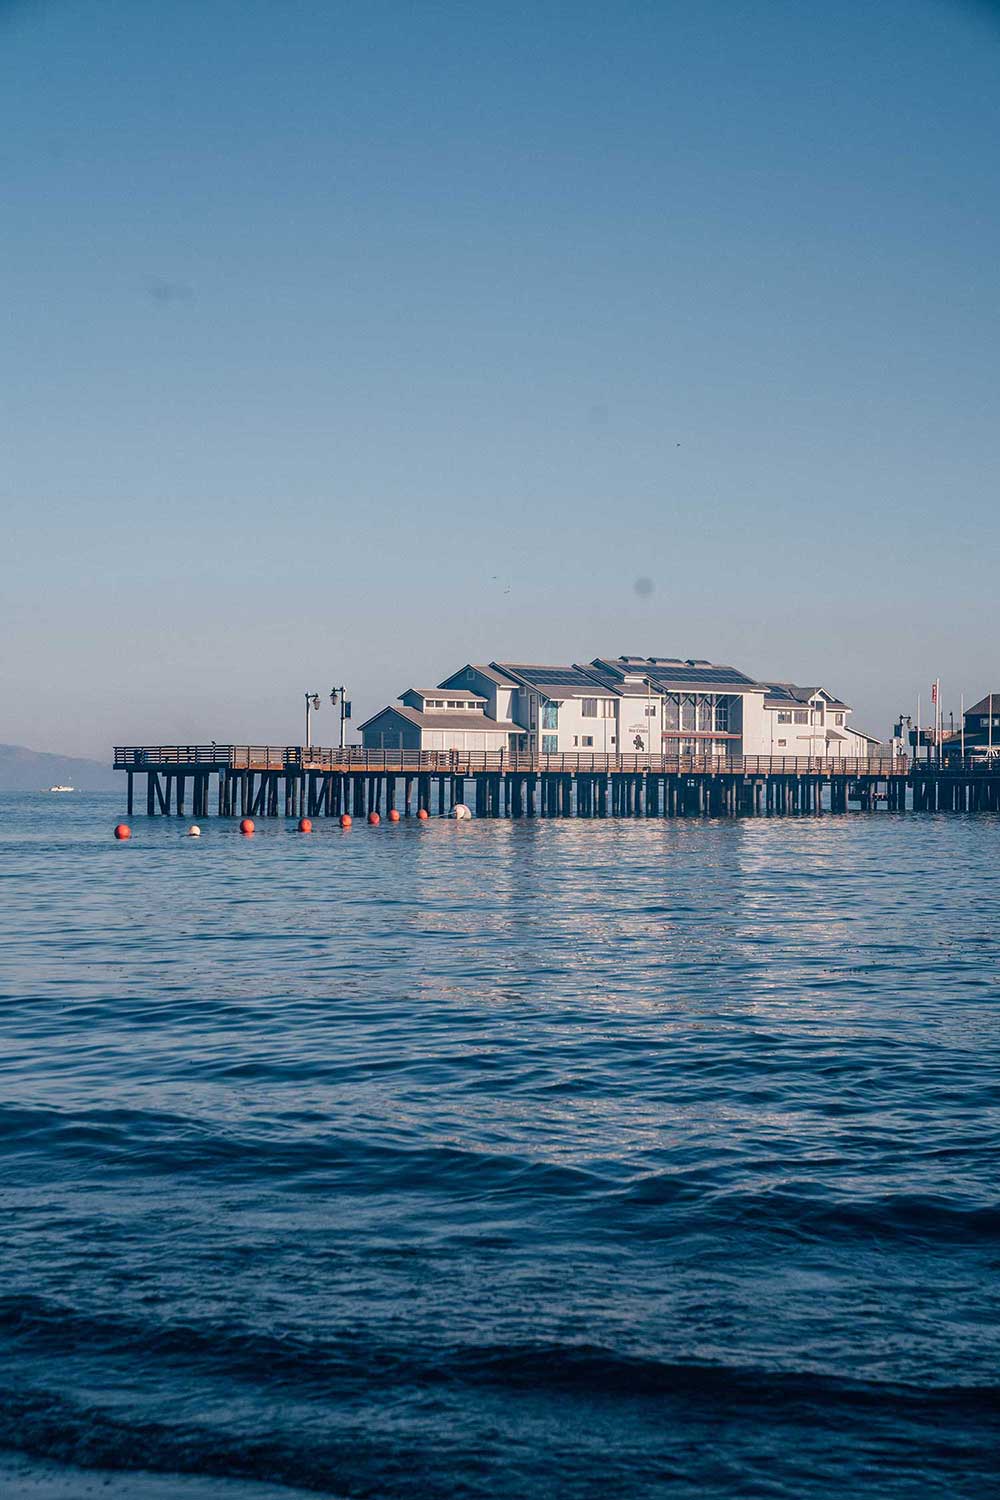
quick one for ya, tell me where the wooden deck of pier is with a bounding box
[113,745,920,819]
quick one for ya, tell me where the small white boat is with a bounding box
[47,785,75,793]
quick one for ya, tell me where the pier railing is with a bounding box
[913,756,1000,774]
[114,745,908,776]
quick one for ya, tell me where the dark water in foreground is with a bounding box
[1,794,998,1498]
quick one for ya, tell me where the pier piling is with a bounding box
[116,745,1000,823]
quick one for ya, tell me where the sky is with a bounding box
[2,0,999,757]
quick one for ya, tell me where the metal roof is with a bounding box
[360,705,524,732]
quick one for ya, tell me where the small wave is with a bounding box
[0,1102,610,1201]
[616,1179,1000,1245]
[0,1386,353,1497]
[2,1297,997,1418]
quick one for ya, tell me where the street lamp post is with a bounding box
[304,693,321,749]
[329,687,350,750]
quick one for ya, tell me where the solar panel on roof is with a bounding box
[507,666,593,686]
[646,666,754,687]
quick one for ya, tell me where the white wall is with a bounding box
[422,728,511,751]
[757,697,860,758]
[518,691,621,753]
[438,668,520,727]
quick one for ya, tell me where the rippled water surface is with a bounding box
[1,794,998,1498]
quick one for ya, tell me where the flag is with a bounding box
[931,682,938,705]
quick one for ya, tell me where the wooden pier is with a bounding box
[112,746,926,819]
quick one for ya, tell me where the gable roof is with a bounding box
[493,663,609,698]
[965,695,1000,717]
[359,704,524,733]
[763,682,850,711]
[590,657,761,694]
[439,664,519,689]
[403,687,486,702]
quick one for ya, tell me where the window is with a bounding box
[715,699,729,733]
[811,710,822,725]
[610,735,616,745]
[581,735,594,747]
[777,711,792,723]
[542,734,558,753]
[777,738,787,747]
[834,713,844,726]
[644,705,656,716]
[581,698,597,717]
[600,699,616,718]
[426,698,444,708]
[793,710,808,724]
[572,735,579,746]
[542,702,559,730]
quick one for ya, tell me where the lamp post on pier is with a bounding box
[304,693,321,749]
[329,687,351,750]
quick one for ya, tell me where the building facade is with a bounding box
[942,694,1000,761]
[760,683,880,759]
[359,656,879,758]
[359,686,522,752]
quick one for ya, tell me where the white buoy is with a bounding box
[452,803,472,820]
[188,824,201,837]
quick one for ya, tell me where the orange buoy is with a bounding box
[298,818,312,833]
[240,818,255,836]
[114,823,131,840]
[387,808,400,822]
[417,808,429,821]
[340,813,352,828]
[368,811,380,825]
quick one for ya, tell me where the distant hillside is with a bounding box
[0,743,118,791]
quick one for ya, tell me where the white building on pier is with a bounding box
[359,657,880,758]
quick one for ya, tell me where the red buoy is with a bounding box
[114,823,131,840]
[240,818,255,836]
[340,813,352,828]
[298,818,312,833]
[387,808,400,822]
[368,811,380,825]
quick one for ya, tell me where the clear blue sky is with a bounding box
[3,0,999,756]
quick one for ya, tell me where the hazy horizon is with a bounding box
[3,0,999,759]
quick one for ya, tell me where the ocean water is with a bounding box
[1,793,998,1499]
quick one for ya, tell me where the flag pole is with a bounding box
[961,693,965,761]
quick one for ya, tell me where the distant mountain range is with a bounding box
[0,743,118,791]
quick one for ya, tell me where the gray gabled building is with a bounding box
[358,685,523,751]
